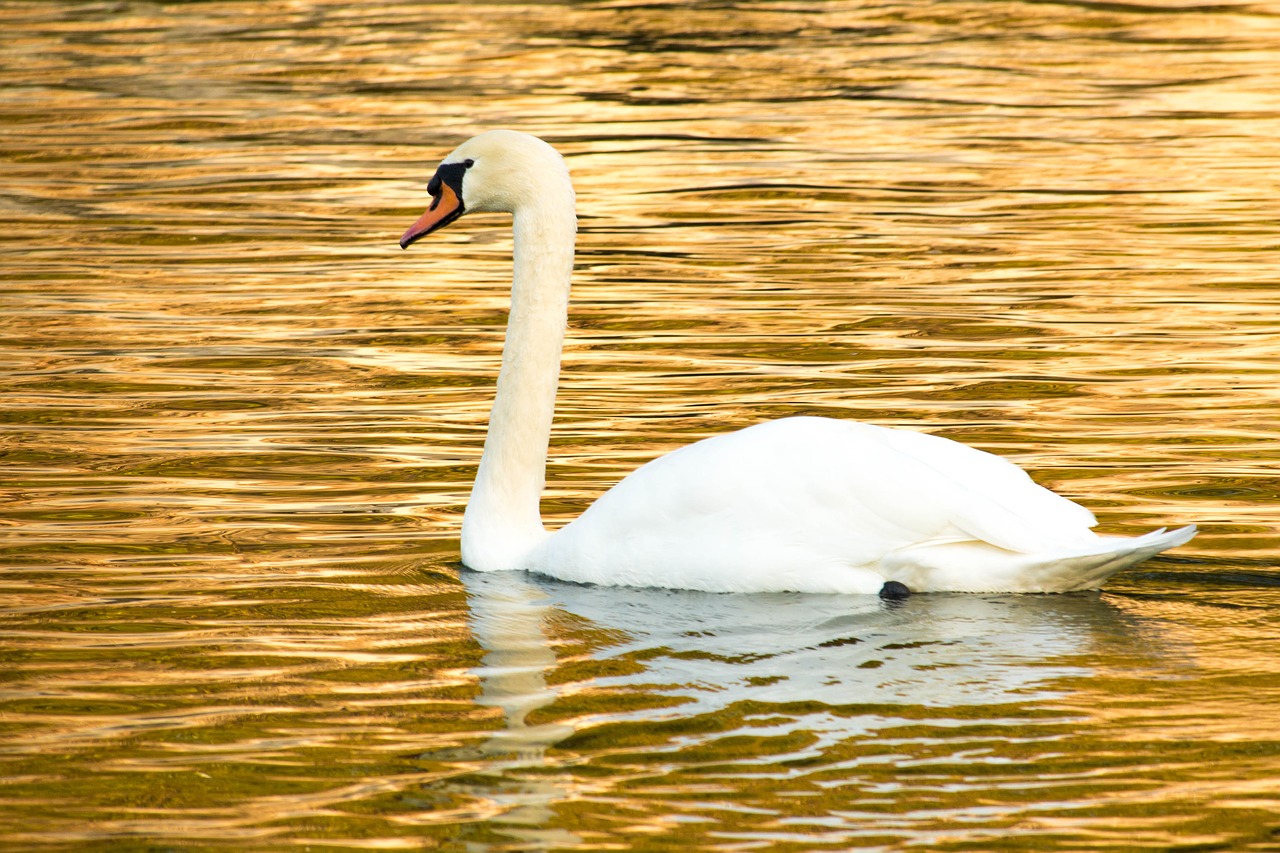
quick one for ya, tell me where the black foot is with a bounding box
[879,580,912,601]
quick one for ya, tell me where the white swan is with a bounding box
[399,130,1195,595]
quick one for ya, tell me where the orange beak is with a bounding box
[399,182,464,249]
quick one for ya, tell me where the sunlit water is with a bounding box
[2,1,1280,850]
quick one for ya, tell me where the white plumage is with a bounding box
[399,130,1194,595]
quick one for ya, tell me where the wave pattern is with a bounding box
[2,0,1279,850]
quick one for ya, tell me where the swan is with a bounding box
[399,129,1195,595]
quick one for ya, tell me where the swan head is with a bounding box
[399,130,571,249]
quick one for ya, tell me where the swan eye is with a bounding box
[464,158,475,168]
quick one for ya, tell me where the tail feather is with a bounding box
[885,525,1197,593]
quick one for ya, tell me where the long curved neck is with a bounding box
[461,194,576,571]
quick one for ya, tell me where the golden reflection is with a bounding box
[2,0,1280,849]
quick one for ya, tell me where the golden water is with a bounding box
[2,1,1279,850]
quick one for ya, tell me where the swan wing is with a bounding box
[524,416,1109,592]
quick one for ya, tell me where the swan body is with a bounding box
[400,130,1194,594]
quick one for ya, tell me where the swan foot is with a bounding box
[879,580,912,600]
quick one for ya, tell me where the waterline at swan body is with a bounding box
[399,130,1195,594]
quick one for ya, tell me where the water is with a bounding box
[2,0,1279,849]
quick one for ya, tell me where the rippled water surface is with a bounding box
[3,1,1280,850]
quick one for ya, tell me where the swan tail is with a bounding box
[885,524,1197,593]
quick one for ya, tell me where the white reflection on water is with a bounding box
[460,568,1156,847]
[466,569,1139,720]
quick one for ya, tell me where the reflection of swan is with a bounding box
[467,574,572,758]
[461,570,1147,754]
[459,571,580,853]
[400,130,1195,594]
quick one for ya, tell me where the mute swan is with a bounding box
[399,129,1195,595]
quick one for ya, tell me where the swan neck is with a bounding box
[462,196,576,571]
